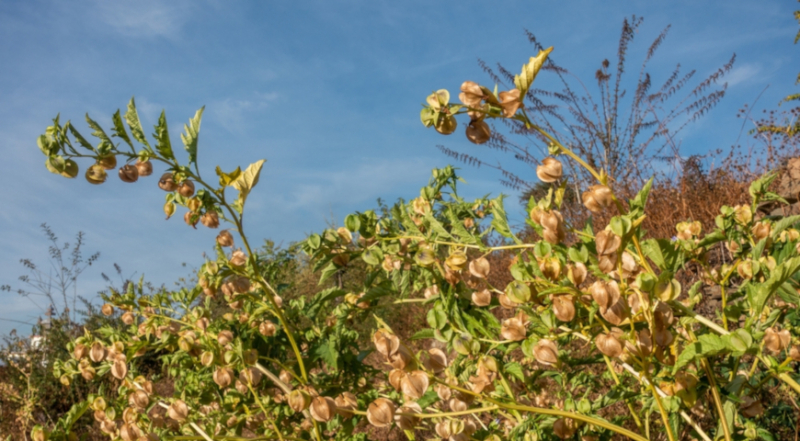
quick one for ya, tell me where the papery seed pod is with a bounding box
[120,423,142,441]
[589,281,619,311]
[240,367,262,386]
[765,328,791,354]
[395,402,421,430]
[258,321,276,337]
[539,256,562,281]
[101,304,114,316]
[168,400,188,422]
[654,327,673,347]
[470,288,491,306]
[121,311,135,325]
[498,293,515,309]
[463,217,475,229]
[595,230,621,255]
[466,119,491,144]
[533,339,559,366]
[654,302,674,328]
[553,418,578,440]
[740,396,764,418]
[632,328,653,358]
[435,114,458,135]
[235,380,248,394]
[184,211,199,228]
[582,185,613,213]
[499,89,522,117]
[85,164,107,185]
[158,173,178,191]
[334,392,358,418]
[310,396,337,422]
[388,369,406,391]
[130,390,149,409]
[177,180,195,197]
[733,204,753,225]
[367,398,396,428]
[790,345,800,361]
[90,342,106,362]
[93,409,106,422]
[600,298,629,326]
[737,260,754,279]
[449,398,468,412]
[287,390,312,413]
[537,157,562,183]
[74,343,88,360]
[135,159,153,177]
[423,285,439,299]
[217,230,234,247]
[373,329,400,357]
[229,249,247,267]
[469,257,491,279]
[501,313,528,341]
[598,254,616,273]
[111,359,128,379]
[619,252,638,278]
[99,419,117,435]
[445,251,468,271]
[540,209,563,232]
[567,262,587,286]
[213,367,233,388]
[118,164,139,183]
[435,383,451,401]
[552,294,575,322]
[506,280,531,304]
[388,344,415,370]
[655,278,681,302]
[200,351,215,366]
[423,348,448,373]
[459,81,484,107]
[400,370,429,400]
[596,329,624,357]
[217,330,234,346]
[201,211,219,229]
[97,155,117,170]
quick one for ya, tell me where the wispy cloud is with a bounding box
[210,92,280,133]
[726,63,762,87]
[89,0,196,39]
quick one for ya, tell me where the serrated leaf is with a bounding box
[216,166,242,187]
[314,340,339,371]
[504,362,525,381]
[318,261,338,285]
[753,256,800,315]
[125,97,151,148]
[417,390,439,408]
[180,106,204,165]
[111,110,133,148]
[427,308,447,330]
[629,177,654,216]
[770,215,800,241]
[490,195,521,244]
[86,113,113,150]
[231,159,266,210]
[697,230,726,248]
[152,110,174,160]
[67,123,95,152]
[411,329,435,340]
[514,47,553,96]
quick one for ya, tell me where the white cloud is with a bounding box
[726,63,762,87]
[210,92,279,133]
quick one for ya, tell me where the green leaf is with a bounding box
[361,248,382,266]
[642,239,684,272]
[318,261,338,285]
[216,166,242,187]
[427,308,447,330]
[629,177,654,216]
[568,245,589,263]
[697,230,726,248]
[490,195,521,244]
[180,106,204,165]
[423,211,454,240]
[673,334,728,373]
[67,124,95,152]
[86,113,113,150]
[361,283,393,302]
[411,329,434,340]
[153,110,174,160]
[513,47,552,96]
[770,215,800,241]
[307,288,346,317]
[753,256,800,315]
[314,340,339,371]
[344,214,361,232]
[416,390,439,408]
[504,362,525,381]
[111,110,134,148]
[231,159,266,210]
[125,97,151,148]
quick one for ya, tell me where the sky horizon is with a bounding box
[1,0,798,336]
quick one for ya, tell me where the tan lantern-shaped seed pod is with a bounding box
[217,330,234,346]
[596,329,624,358]
[553,418,578,440]
[235,380,248,395]
[395,402,421,430]
[552,294,575,322]
[619,252,638,278]
[790,345,800,361]
[567,262,587,286]
[373,329,400,357]
[589,281,619,312]
[287,390,312,413]
[654,327,674,347]
[121,312,135,325]
[435,383,451,401]
[335,392,358,418]
[765,328,791,354]
[158,173,178,191]
[135,159,152,177]
[459,81,484,107]
[600,298,629,326]
[217,230,234,247]
[90,342,106,362]
[389,369,406,391]
[733,204,753,225]
[740,396,764,418]
[533,339,559,366]
[310,396,337,422]
[469,257,490,279]
[499,88,522,117]
[130,390,149,409]
[539,256,562,281]
[118,164,139,183]
[536,157,562,183]
[101,304,114,316]
[595,230,621,256]
[259,321,276,336]
[168,400,189,422]
[449,398,469,412]
[229,249,247,267]
[279,370,293,385]
[388,344,414,370]
[367,398,396,428]
[445,251,468,272]
[466,120,491,144]
[200,351,215,366]
[201,211,219,229]
[73,343,88,360]
[177,180,195,197]
[400,370,429,400]
[423,348,448,373]
[471,289,491,307]
[213,367,233,388]
[498,293,516,309]
[85,164,107,185]
[80,364,96,380]
[598,253,617,274]
[582,185,613,213]
[240,367,262,386]
[501,313,528,341]
[111,359,128,379]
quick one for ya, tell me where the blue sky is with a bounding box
[0,0,797,335]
